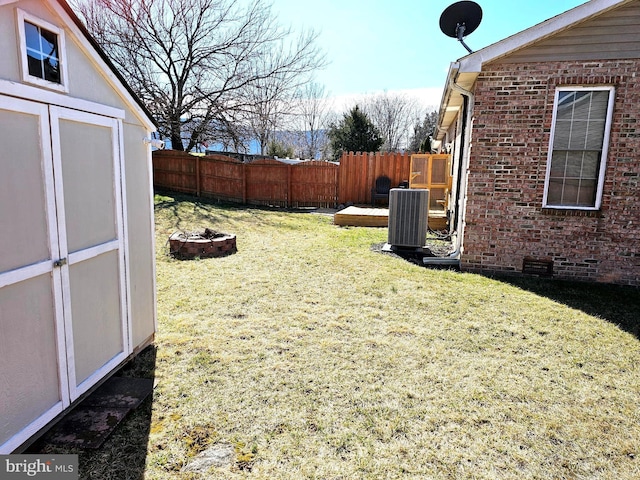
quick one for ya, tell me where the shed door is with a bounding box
[50,107,131,400]
[0,97,68,451]
[0,98,130,452]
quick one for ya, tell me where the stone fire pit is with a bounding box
[169,228,237,260]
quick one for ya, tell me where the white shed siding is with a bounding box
[0,0,156,453]
[123,123,158,348]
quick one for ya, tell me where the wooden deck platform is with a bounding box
[334,206,448,230]
[334,206,389,227]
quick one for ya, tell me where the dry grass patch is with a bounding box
[39,194,640,479]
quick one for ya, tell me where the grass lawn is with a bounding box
[39,194,640,479]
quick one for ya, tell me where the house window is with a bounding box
[16,9,68,92]
[543,87,614,210]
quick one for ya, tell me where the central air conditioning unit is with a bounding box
[388,188,429,248]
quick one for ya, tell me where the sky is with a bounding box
[267,0,588,110]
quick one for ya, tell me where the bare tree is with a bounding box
[73,0,324,151]
[361,92,423,152]
[240,43,325,155]
[292,82,332,159]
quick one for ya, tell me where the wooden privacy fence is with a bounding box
[338,151,452,209]
[153,150,450,208]
[153,150,339,208]
[337,151,414,205]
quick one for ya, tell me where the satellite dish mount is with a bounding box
[439,1,483,54]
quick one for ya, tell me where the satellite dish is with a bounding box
[439,1,483,53]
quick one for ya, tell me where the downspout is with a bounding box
[424,74,474,267]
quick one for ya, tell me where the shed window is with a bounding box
[25,21,61,83]
[543,87,614,210]
[16,9,68,92]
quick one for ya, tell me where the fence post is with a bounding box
[242,163,247,204]
[287,164,292,208]
[364,152,371,204]
[196,155,201,197]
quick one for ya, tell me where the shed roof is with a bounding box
[436,0,636,140]
[44,0,157,129]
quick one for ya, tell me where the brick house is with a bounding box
[435,0,640,286]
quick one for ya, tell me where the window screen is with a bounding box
[545,88,613,209]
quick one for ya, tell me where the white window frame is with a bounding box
[543,86,615,210]
[16,8,69,93]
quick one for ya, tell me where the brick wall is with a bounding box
[462,60,640,285]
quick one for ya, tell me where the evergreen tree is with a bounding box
[267,140,295,158]
[328,106,383,161]
[408,110,438,152]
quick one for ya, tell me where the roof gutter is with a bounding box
[424,70,474,268]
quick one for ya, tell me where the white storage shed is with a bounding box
[0,0,157,452]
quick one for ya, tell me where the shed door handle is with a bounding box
[54,258,67,268]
